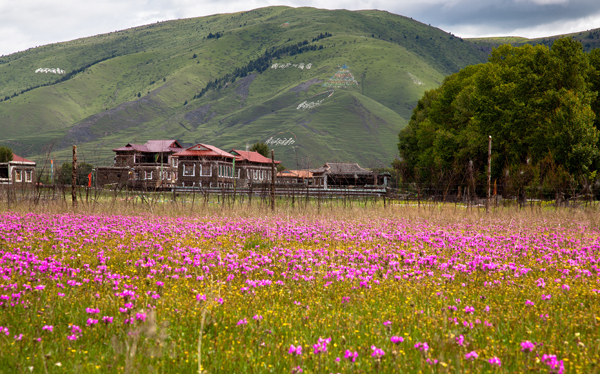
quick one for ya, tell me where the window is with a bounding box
[25,171,32,182]
[0,165,8,179]
[15,170,22,182]
[172,158,178,168]
[134,172,140,180]
[145,171,153,180]
[183,164,195,176]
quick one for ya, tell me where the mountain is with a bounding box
[0,6,490,169]
[467,28,600,53]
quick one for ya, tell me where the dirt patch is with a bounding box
[184,104,217,126]
[289,78,324,93]
[234,73,258,100]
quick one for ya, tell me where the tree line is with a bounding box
[397,37,600,204]
[191,32,332,102]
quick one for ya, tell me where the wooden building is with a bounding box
[310,162,388,188]
[229,149,280,187]
[276,170,314,185]
[0,154,36,187]
[95,140,184,189]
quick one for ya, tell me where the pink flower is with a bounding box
[344,350,358,362]
[525,300,535,306]
[414,342,429,352]
[542,354,564,373]
[383,320,392,326]
[521,341,535,353]
[465,351,478,360]
[67,334,78,341]
[488,357,502,367]
[86,318,98,326]
[253,315,263,321]
[313,337,331,354]
[390,336,404,344]
[371,345,385,357]
[102,316,113,324]
[42,325,53,332]
[455,335,465,346]
[464,306,475,314]
[237,318,248,325]
[135,312,146,322]
[289,344,302,355]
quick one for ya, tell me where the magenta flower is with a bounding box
[313,337,331,354]
[521,341,535,352]
[67,334,78,341]
[135,312,146,322]
[13,334,23,341]
[344,350,358,362]
[252,315,263,321]
[102,316,113,324]
[426,358,438,365]
[455,335,465,346]
[42,325,53,332]
[525,300,535,306]
[561,284,570,291]
[288,344,302,355]
[371,345,385,357]
[237,318,248,326]
[390,336,404,344]
[465,351,478,360]
[488,357,501,367]
[85,307,100,314]
[86,318,98,326]
[464,306,475,314]
[542,354,564,373]
[414,342,429,352]
[383,320,392,326]
[542,294,552,301]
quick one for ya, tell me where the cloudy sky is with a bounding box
[2,0,600,56]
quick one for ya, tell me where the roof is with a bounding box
[113,140,183,153]
[173,144,235,159]
[10,154,35,164]
[277,170,313,178]
[230,149,280,164]
[310,162,373,175]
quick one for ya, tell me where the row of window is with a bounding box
[14,170,33,183]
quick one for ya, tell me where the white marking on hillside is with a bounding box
[35,68,65,74]
[408,72,424,86]
[271,62,312,70]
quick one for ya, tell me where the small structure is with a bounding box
[310,162,387,189]
[276,169,314,185]
[95,140,184,189]
[0,154,36,187]
[229,149,280,187]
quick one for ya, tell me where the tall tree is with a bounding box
[250,142,270,158]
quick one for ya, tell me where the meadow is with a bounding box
[0,202,599,373]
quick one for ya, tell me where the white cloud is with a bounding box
[1,0,599,56]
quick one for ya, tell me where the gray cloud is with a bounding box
[1,0,599,56]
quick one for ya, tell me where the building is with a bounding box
[95,140,184,189]
[172,144,238,188]
[0,154,36,187]
[310,162,388,188]
[229,149,280,187]
[276,170,314,185]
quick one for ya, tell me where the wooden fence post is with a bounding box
[271,150,276,212]
[72,145,77,208]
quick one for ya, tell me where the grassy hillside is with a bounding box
[0,6,491,168]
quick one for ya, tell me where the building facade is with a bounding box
[0,154,36,187]
[95,140,184,189]
[310,163,388,189]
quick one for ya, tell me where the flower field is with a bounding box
[1,211,599,373]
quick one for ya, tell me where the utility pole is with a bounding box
[72,145,77,208]
[487,135,492,213]
[271,150,276,212]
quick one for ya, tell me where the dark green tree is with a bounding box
[0,146,13,163]
[250,142,270,158]
[398,37,599,196]
[58,162,94,185]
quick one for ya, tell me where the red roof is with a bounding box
[12,154,35,163]
[173,144,235,159]
[113,140,183,153]
[230,149,280,164]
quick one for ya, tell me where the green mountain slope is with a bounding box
[0,6,490,168]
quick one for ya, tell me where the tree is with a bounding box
[58,162,94,185]
[0,146,13,163]
[397,37,599,197]
[250,142,270,158]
